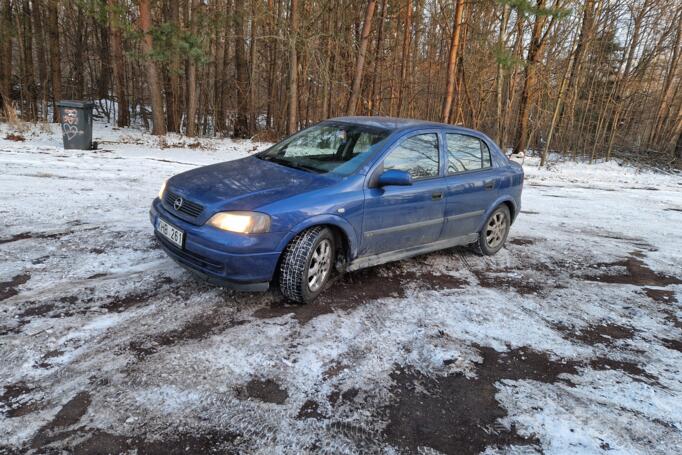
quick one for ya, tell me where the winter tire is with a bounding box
[279,226,336,303]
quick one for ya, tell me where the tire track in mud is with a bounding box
[252,257,470,325]
[582,252,681,286]
[4,217,682,453]
[126,306,248,362]
[380,341,663,454]
[30,392,92,449]
[0,272,31,301]
[381,346,559,454]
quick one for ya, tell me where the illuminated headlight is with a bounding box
[158,179,167,199]
[207,211,271,234]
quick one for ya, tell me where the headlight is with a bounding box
[158,179,167,199]
[207,211,271,234]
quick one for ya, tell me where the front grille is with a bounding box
[164,189,204,218]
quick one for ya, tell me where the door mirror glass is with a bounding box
[378,169,412,187]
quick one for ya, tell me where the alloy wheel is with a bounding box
[308,239,332,292]
[485,211,507,249]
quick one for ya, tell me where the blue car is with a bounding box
[151,117,523,303]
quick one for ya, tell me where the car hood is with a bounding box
[166,156,336,222]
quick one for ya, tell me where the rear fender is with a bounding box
[477,196,519,232]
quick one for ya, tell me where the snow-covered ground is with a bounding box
[1,122,681,454]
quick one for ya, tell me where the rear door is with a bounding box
[440,133,501,239]
[361,132,445,255]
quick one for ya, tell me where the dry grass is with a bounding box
[2,102,30,134]
[252,129,280,143]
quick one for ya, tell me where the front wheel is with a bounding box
[279,227,336,303]
[472,205,510,256]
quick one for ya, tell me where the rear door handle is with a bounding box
[484,180,495,190]
[432,192,444,200]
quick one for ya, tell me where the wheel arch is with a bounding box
[477,196,518,232]
[275,215,358,261]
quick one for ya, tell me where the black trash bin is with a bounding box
[57,100,95,150]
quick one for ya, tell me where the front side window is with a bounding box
[257,123,388,175]
[383,133,440,180]
[446,134,492,174]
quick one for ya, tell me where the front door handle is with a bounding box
[432,192,444,200]
[484,180,495,190]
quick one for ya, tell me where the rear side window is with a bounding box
[383,133,440,180]
[446,134,491,174]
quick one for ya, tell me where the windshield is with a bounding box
[257,123,389,175]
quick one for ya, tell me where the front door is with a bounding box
[440,133,501,239]
[361,132,445,255]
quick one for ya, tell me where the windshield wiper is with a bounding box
[290,162,325,174]
[258,155,324,174]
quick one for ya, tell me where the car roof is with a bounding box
[326,116,486,136]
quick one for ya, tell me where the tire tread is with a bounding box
[279,226,326,303]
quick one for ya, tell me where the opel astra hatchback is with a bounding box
[151,117,524,303]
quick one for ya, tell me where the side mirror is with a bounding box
[378,169,412,187]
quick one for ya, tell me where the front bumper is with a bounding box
[150,198,281,290]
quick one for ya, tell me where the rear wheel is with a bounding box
[279,226,336,303]
[472,205,510,256]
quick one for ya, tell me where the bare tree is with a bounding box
[0,0,14,113]
[186,0,200,137]
[107,0,128,127]
[441,0,464,123]
[287,0,298,134]
[346,0,377,116]
[1,0,681,168]
[138,0,165,135]
[233,0,249,137]
[512,0,560,155]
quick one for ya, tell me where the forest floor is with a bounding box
[1,122,681,455]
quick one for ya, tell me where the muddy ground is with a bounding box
[1,132,681,454]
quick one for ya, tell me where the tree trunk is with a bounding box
[287,0,298,135]
[165,0,180,132]
[20,0,37,120]
[248,0,258,134]
[0,0,14,113]
[512,0,549,155]
[541,39,577,167]
[138,0,166,135]
[108,0,128,127]
[560,0,598,155]
[494,2,510,144]
[33,0,48,120]
[441,0,464,123]
[320,5,333,120]
[186,0,200,137]
[73,6,86,99]
[47,0,62,123]
[233,0,249,137]
[650,10,681,145]
[674,122,682,168]
[369,0,386,115]
[346,0,377,116]
[396,0,412,117]
[217,0,232,135]
[604,0,649,161]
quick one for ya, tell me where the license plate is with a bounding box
[157,218,184,248]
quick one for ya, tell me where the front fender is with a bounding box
[275,214,360,259]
